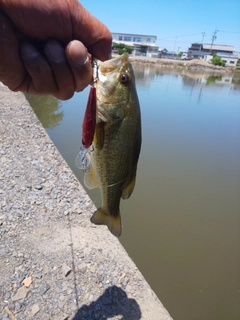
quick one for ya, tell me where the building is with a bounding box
[189,43,235,55]
[111,32,159,57]
[188,43,238,67]
[158,48,168,58]
[203,53,238,67]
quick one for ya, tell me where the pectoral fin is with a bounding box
[121,169,137,200]
[84,165,99,189]
[90,208,122,237]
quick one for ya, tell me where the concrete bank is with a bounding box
[0,83,172,320]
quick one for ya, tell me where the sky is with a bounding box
[80,0,240,52]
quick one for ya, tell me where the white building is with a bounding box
[188,43,238,67]
[111,32,159,57]
[203,53,238,67]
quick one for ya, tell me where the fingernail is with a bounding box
[68,40,88,67]
[21,42,39,59]
[45,40,64,63]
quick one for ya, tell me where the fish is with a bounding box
[84,53,141,237]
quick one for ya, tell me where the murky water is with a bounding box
[26,65,240,320]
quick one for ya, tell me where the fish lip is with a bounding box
[98,53,129,74]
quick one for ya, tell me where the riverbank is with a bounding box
[0,83,172,320]
[127,55,238,73]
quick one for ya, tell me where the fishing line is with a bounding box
[61,148,80,155]
[106,165,137,189]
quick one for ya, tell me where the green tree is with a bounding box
[25,94,64,129]
[210,56,226,67]
[112,42,133,55]
[206,75,222,85]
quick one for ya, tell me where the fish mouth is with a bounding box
[98,53,129,75]
[95,53,130,105]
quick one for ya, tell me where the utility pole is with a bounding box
[173,36,177,53]
[210,29,219,51]
[200,32,205,51]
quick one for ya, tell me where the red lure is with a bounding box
[82,86,96,149]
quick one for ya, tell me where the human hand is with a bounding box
[0,0,112,100]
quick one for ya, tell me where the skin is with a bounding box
[0,0,112,100]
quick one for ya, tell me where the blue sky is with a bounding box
[80,0,240,52]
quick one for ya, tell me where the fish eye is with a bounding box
[120,73,129,84]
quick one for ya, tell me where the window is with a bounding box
[133,37,141,42]
[119,36,122,40]
[230,61,235,64]
[124,36,132,41]
[146,38,151,43]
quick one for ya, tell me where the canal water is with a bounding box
[26,65,240,320]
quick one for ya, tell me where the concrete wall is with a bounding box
[0,83,173,320]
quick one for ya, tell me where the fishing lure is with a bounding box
[76,60,98,170]
[75,86,96,170]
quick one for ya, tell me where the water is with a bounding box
[26,65,240,320]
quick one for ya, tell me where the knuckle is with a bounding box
[56,90,74,101]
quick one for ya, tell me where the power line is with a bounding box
[157,32,202,41]
[201,32,206,43]
[218,30,240,34]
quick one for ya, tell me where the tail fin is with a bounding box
[90,208,122,237]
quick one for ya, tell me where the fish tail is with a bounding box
[90,208,122,237]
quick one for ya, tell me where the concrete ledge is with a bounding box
[0,83,172,320]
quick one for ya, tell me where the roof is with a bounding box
[112,40,158,47]
[216,53,238,59]
[190,51,206,56]
[111,32,157,39]
[203,44,235,52]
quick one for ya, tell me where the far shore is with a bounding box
[113,54,239,73]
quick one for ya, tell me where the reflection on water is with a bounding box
[26,66,240,320]
[25,94,63,128]
[132,62,240,90]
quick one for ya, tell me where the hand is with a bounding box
[0,0,112,100]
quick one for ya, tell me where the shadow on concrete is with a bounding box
[73,285,142,320]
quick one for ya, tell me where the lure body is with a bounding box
[75,86,96,170]
[82,87,96,149]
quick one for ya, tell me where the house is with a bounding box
[203,53,238,67]
[202,44,234,54]
[189,43,235,55]
[188,43,238,67]
[158,47,168,57]
[111,32,159,57]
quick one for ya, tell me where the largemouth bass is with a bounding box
[84,53,141,237]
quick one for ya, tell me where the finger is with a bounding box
[44,40,75,100]
[20,42,58,95]
[0,10,26,90]
[71,3,112,61]
[65,40,93,92]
